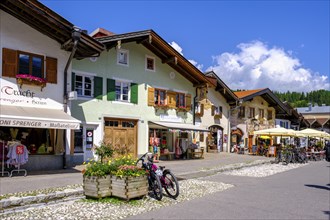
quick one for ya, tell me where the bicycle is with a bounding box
[136,152,179,200]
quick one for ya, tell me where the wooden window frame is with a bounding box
[145,55,156,72]
[2,48,58,84]
[117,49,129,66]
[75,74,94,98]
[259,109,265,119]
[239,106,245,118]
[176,93,186,108]
[154,88,167,106]
[267,110,273,120]
[115,80,130,102]
[249,107,255,118]
[212,105,223,118]
[17,50,45,79]
[195,102,204,116]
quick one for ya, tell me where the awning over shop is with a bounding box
[149,121,209,132]
[0,105,80,129]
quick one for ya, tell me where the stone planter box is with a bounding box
[111,175,148,200]
[83,175,111,199]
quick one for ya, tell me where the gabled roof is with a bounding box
[234,88,290,116]
[94,29,212,86]
[1,0,104,58]
[234,89,265,99]
[90,28,115,38]
[204,71,239,105]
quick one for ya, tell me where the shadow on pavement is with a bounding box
[305,184,330,191]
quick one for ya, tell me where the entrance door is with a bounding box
[104,119,137,157]
[209,125,223,152]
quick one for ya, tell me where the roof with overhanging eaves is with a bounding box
[1,0,104,58]
[92,29,213,86]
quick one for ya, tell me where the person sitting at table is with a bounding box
[258,142,265,156]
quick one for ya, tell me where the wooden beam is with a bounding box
[162,56,177,64]
[136,35,152,44]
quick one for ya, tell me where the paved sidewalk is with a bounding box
[0,152,272,195]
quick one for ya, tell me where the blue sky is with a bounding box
[40,0,329,92]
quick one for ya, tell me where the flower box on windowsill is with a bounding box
[16,74,47,91]
[177,107,187,112]
[155,105,169,110]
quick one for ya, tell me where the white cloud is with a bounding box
[169,41,183,55]
[189,59,203,71]
[169,41,203,70]
[207,41,329,92]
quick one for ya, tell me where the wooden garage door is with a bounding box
[104,119,137,157]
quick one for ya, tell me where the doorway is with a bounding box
[104,118,137,157]
[209,125,224,152]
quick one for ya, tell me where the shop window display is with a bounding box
[0,127,64,155]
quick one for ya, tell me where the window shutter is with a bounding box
[107,78,116,101]
[46,57,57,84]
[167,91,176,108]
[94,76,103,100]
[219,106,223,118]
[211,106,215,116]
[2,48,17,78]
[185,94,191,111]
[71,72,76,91]
[130,83,138,104]
[148,87,155,106]
[200,104,204,116]
[199,132,204,142]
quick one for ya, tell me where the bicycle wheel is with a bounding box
[284,153,292,165]
[163,171,179,199]
[151,174,163,201]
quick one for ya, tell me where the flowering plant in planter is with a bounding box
[82,160,116,177]
[16,74,47,90]
[111,165,148,178]
[176,106,188,112]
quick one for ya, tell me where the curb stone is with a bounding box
[0,188,83,212]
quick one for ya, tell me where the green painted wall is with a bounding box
[71,42,196,153]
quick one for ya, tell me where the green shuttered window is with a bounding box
[94,76,103,100]
[107,79,116,101]
[130,83,138,104]
[107,79,138,104]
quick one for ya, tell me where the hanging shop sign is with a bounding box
[0,118,79,129]
[159,114,182,123]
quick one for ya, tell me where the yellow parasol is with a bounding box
[254,127,296,137]
[295,128,329,138]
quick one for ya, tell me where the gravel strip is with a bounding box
[0,179,234,220]
[223,162,308,177]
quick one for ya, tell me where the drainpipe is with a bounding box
[63,27,82,169]
[193,86,198,125]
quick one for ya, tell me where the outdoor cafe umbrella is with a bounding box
[254,127,296,137]
[295,128,329,138]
